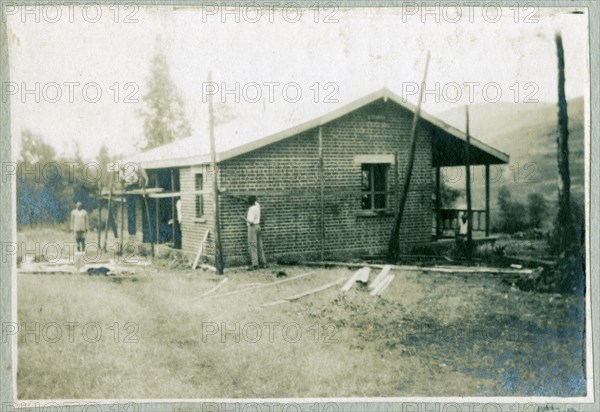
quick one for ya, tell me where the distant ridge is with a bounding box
[436,98,585,226]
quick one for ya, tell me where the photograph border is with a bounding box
[1,0,598,410]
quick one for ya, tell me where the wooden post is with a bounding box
[435,167,441,238]
[171,169,176,246]
[395,151,400,215]
[318,126,325,261]
[388,51,430,262]
[119,196,124,255]
[103,174,113,252]
[155,174,160,246]
[97,184,102,247]
[208,71,224,275]
[465,106,473,256]
[485,164,490,237]
[140,173,154,257]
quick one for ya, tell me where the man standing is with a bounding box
[71,201,89,252]
[245,195,267,270]
[456,211,469,254]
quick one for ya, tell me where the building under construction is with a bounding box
[122,88,509,266]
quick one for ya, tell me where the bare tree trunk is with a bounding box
[555,33,576,254]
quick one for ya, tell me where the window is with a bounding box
[195,173,204,218]
[361,164,389,211]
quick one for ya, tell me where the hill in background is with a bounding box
[436,97,585,230]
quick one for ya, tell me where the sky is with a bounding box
[6,4,589,161]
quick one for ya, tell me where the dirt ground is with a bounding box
[16,240,586,399]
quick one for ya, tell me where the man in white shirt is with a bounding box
[245,195,267,270]
[70,201,89,252]
[458,212,468,236]
[176,198,182,224]
[456,211,469,254]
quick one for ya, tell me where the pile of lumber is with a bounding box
[340,265,396,297]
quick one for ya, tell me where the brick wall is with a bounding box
[214,98,433,265]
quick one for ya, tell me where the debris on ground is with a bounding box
[262,276,345,307]
[193,270,318,303]
[370,274,395,296]
[87,267,111,276]
[200,278,229,297]
[341,267,370,292]
[368,265,392,291]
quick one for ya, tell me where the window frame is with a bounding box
[361,163,390,212]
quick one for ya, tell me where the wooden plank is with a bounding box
[261,299,289,307]
[373,274,395,296]
[287,277,344,301]
[355,267,370,283]
[340,267,368,292]
[147,190,210,198]
[370,274,391,296]
[428,265,534,273]
[301,261,535,276]
[504,255,555,267]
[105,187,164,195]
[262,277,345,307]
[192,230,210,270]
[18,268,74,274]
[195,271,317,301]
[369,265,392,290]
[200,278,228,297]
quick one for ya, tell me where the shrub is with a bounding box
[496,187,529,234]
[527,193,547,229]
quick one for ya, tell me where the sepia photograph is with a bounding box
[0,1,597,411]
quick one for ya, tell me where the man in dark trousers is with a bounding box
[70,201,89,252]
[244,195,267,270]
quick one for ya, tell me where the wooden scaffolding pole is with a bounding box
[103,175,113,252]
[318,126,325,261]
[97,183,102,246]
[155,174,160,246]
[485,164,490,237]
[388,51,430,262]
[141,173,154,257]
[465,106,473,256]
[208,71,224,275]
[395,150,400,215]
[119,194,124,255]
[171,169,176,246]
[435,166,441,238]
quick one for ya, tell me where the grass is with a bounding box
[16,228,586,399]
